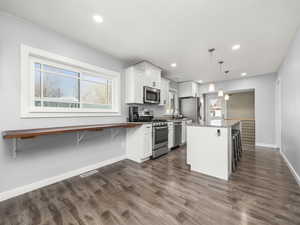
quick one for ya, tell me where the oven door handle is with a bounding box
[154,126,168,130]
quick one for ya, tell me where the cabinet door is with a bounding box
[145,67,161,88]
[192,82,198,97]
[135,71,144,104]
[152,68,161,89]
[160,78,170,105]
[143,125,153,158]
[125,67,144,104]
[168,126,174,149]
[181,126,186,144]
[179,82,198,98]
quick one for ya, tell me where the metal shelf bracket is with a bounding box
[12,138,18,159]
[77,131,87,145]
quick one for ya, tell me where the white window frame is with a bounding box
[20,44,121,118]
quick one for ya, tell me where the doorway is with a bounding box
[225,90,255,151]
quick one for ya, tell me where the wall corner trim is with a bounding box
[280,151,300,187]
[0,154,126,202]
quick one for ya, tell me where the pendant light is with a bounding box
[208,83,215,92]
[224,94,230,101]
[218,90,224,97]
[218,61,224,72]
[208,48,216,93]
[208,48,215,63]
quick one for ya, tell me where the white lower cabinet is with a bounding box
[143,124,153,158]
[181,121,186,144]
[181,120,192,145]
[168,122,174,149]
[126,124,153,163]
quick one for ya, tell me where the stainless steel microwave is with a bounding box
[144,86,160,104]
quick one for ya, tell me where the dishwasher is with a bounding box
[174,121,182,147]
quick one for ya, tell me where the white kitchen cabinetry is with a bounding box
[126,124,153,163]
[143,124,153,158]
[144,65,161,89]
[125,67,144,104]
[134,61,161,88]
[160,78,170,105]
[168,122,174,149]
[178,81,199,98]
[125,62,162,104]
[181,120,192,144]
[182,120,186,144]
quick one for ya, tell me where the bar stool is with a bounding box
[232,133,238,172]
[233,129,243,160]
[232,129,242,172]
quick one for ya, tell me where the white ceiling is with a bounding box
[1,0,300,83]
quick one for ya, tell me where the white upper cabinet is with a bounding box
[178,81,199,98]
[145,66,161,89]
[134,61,162,89]
[160,78,170,105]
[125,67,144,104]
[125,62,162,104]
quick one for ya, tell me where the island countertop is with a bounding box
[187,120,240,128]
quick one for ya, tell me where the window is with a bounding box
[21,45,121,117]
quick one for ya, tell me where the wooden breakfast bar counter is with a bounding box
[2,122,143,158]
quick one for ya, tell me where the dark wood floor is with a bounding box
[1,146,300,225]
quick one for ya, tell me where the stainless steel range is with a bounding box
[152,119,169,159]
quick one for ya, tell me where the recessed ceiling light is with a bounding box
[241,72,247,76]
[93,14,103,23]
[232,44,241,50]
[198,80,203,83]
[171,63,177,68]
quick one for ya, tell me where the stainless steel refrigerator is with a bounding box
[179,97,202,122]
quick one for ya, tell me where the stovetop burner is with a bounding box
[152,119,167,122]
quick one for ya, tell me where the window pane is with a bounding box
[82,73,107,83]
[35,100,41,107]
[81,103,112,109]
[43,101,80,108]
[80,80,108,105]
[43,72,79,102]
[35,63,41,98]
[43,64,79,77]
[107,80,112,105]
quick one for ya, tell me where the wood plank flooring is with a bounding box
[1,146,300,225]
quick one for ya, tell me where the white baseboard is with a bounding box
[0,155,126,202]
[280,151,300,187]
[255,143,278,149]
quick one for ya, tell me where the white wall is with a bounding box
[277,27,300,180]
[0,12,127,194]
[199,73,277,147]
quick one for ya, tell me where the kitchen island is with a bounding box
[186,120,240,180]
